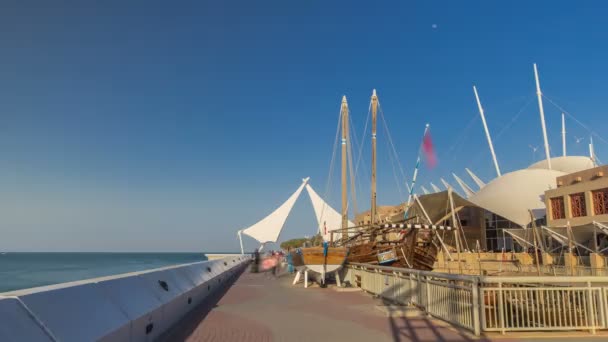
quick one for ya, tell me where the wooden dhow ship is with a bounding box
[323,90,456,271]
[237,89,461,277]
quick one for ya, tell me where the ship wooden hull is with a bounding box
[290,247,348,274]
[346,228,439,271]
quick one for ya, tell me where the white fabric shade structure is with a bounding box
[305,184,355,241]
[528,156,594,174]
[238,177,353,253]
[240,178,309,249]
[467,168,564,227]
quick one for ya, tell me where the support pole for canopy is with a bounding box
[371,89,378,225]
[413,194,453,261]
[542,225,595,255]
[414,194,432,224]
[533,63,552,170]
[465,168,486,188]
[567,221,575,276]
[473,86,501,177]
[505,230,535,248]
[440,178,451,190]
[238,231,245,255]
[341,96,349,243]
[529,210,542,276]
[448,187,462,274]
[452,173,475,198]
[434,229,453,261]
[562,113,567,157]
[430,183,441,193]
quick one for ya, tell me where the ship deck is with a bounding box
[156,267,608,342]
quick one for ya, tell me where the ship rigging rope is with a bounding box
[347,114,358,216]
[378,102,408,181]
[318,104,344,234]
[378,102,409,201]
[465,94,535,172]
[543,94,608,147]
[353,101,372,193]
[382,118,406,202]
[436,113,478,162]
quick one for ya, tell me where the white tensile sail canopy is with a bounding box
[240,178,309,245]
[238,178,354,253]
[305,184,355,241]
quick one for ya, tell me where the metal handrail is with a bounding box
[345,263,608,336]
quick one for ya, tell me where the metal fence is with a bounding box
[346,263,608,336]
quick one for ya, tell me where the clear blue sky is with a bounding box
[1,1,607,252]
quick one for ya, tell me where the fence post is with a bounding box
[409,273,416,305]
[498,281,505,335]
[472,277,481,336]
[425,275,431,315]
[587,281,596,334]
[599,287,608,329]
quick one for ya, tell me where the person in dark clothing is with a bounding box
[252,248,260,273]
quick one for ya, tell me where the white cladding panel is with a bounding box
[96,276,164,341]
[0,257,249,342]
[17,283,131,342]
[0,296,54,342]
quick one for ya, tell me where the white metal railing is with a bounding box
[346,263,608,336]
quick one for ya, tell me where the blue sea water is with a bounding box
[0,252,210,293]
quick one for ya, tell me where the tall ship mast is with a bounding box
[341,96,349,243]
[370,89,378,227]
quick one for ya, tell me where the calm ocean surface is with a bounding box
[0,252,210,293]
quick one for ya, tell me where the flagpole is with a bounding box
[405,124,430,218]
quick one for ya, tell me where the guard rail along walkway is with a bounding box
[0,255,251,342]
[346,262,608,336]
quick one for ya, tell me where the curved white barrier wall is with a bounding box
[0,255,250,342]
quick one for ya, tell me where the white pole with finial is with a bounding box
[534,63,552,170]
[404,124,430,218]
[562,113,566,157]
[473,85,501,177]
[590,136,596,166]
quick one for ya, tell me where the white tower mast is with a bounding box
[473,85,501,177]
[534,63,552,170]
[562,113,566,157]
[590,136,596,166]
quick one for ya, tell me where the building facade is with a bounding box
[545,165,608,227]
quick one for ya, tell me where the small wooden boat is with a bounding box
[298,246,348,274]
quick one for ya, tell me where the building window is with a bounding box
[570,192,587,217]
[593,188,608,215]
[550,197,565,219]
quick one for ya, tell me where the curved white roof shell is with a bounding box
[467,168,565,227]
[528,156,594,174]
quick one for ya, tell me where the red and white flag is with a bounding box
[422,129,437,168]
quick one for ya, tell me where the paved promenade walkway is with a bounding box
[164,269,608,342]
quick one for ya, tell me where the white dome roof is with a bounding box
[528,156,594,174]
[468,168,565,227]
